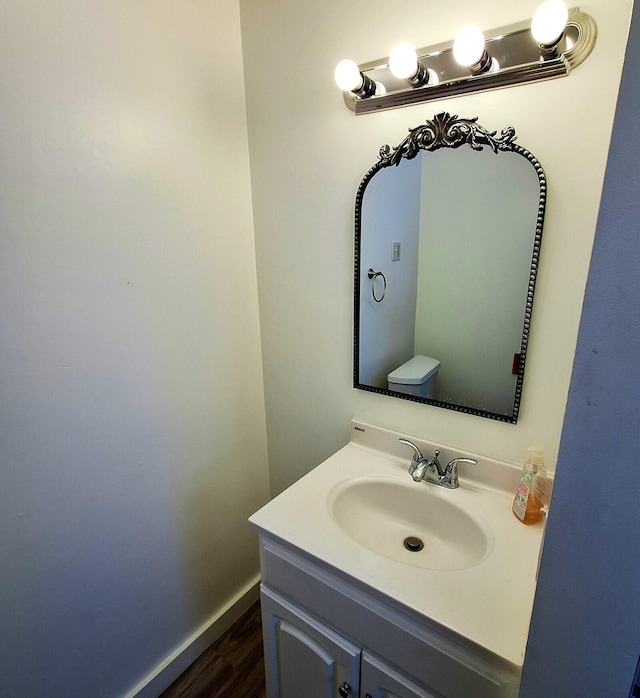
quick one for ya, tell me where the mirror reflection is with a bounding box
[354,113,546,422]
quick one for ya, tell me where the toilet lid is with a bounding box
[387,355,440,385]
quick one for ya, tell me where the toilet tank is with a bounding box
[387,355,440,399]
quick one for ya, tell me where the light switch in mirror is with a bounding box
[354,113,546,423]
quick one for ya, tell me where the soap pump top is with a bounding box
[512,447,546,525]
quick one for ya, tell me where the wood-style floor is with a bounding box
[160,601,266,698]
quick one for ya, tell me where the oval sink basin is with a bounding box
[329,477,492,570]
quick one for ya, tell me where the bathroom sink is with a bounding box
[249,419,549,667]
[328,477,492,570]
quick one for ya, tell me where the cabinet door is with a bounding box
[361,652,444,698]
[261,586,360,698]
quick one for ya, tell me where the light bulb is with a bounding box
[389,42,419,80]
[453,26,486,67]
[334,59,364,92]
[426,68,439,85]
[531,0,569,46]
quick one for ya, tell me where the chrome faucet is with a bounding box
[399,438,477,489]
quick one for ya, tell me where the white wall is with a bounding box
[0,1,270,696]
[240,0,633,496]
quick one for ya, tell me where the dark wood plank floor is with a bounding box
[160,601,266,698]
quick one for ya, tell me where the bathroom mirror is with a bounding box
[354,112,546,423]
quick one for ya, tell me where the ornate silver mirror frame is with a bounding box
[353,113,547,423]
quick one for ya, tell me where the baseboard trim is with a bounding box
[124,574,261,698]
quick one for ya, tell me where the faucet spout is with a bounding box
[430,449,444,477]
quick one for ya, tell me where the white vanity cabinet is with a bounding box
[262,586,438,698]
[258,535,521,698]
[361,653,444,698]
[261,587,361,697]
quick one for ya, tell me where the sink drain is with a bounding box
[403,536,424,552]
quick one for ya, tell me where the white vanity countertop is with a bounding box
[249,420,547,669]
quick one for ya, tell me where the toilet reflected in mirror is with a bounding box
[387,355,440,399]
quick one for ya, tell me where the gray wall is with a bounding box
[414,148,538,415]
[520,5,640,695]
[359,158,421,388]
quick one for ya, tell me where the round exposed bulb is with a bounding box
[531,0,569,46]
[334,59,363,92]
[426,68,439,85]
[389,42,419,80]
[453,26,486,67]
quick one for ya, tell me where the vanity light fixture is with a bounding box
[335,3,595,114]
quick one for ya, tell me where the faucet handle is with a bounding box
[399,439,425,480]
[399,438,423,462]
[444,457,478,488]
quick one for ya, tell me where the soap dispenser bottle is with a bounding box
[512,448,546,524]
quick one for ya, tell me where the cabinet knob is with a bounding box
[338,682,351,697]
